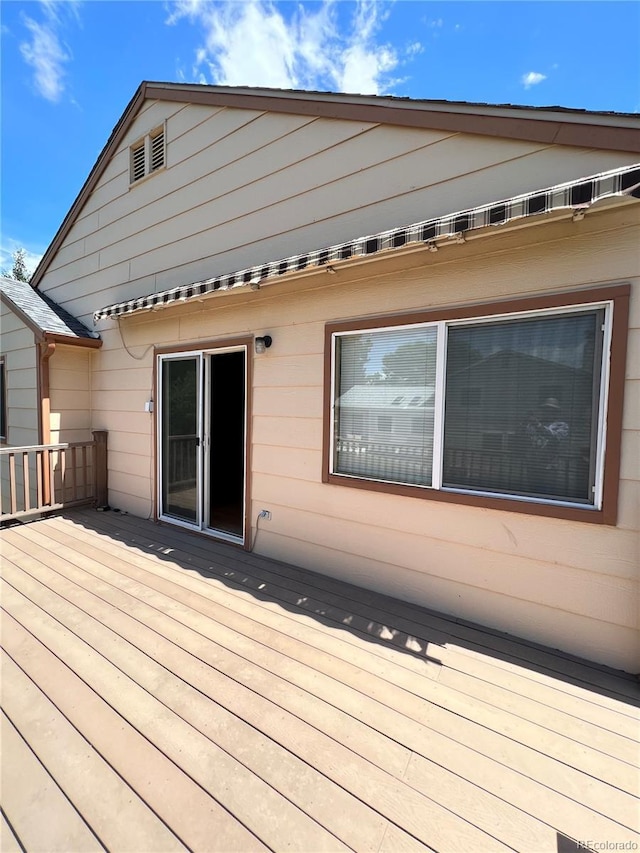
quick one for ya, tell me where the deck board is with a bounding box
[1,651,187,853]
[94,511,640,698]
[1,508,638,853]
[1,612,266,852]
[0,710,102,853]
[78,510,640,709]
[26,518,638,800]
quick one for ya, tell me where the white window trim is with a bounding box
[329,299,614,512]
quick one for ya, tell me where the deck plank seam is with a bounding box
[61,510,640,701]
[2,524,636,808]
[2,544,636,840]
[1,578,509,853]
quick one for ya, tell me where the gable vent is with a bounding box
[130,124,166,185]
[131,143,146,182]
[150,130,165,172]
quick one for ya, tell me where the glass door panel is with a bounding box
[161,356,200,524]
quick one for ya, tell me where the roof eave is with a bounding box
[1,292,102,346]
[31,81,149,290]
[43,332,103,349]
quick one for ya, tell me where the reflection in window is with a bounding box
[334,326,437,486]
[331,304,607,507]
[443,312,602,501]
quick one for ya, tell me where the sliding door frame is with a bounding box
[154,337,253,549]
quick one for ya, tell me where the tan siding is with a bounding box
[38,99,638,324]
[251,471,637,580]
[246,503,638,628]
[48,346,92,444]
[626,328,640,378]
[31,98,640,670]
[75,204,640,671]
[253,527,640,670]
[254,416,322,451]
[0,302,38,447]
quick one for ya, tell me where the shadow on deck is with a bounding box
[67,506,638,708]
[1,507,638,853]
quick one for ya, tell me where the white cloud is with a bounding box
[167,0,403,95]
[522,71,547,89]
[406,42,424,58]
[19,1,77,103]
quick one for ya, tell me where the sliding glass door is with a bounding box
[160,355,202,526]
[158,347,247,543]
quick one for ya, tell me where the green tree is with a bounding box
[382,340,438,385]
[339,334,373,392]
[3,249,31,283]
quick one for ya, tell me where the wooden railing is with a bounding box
[0,431,107,523]
[167,434,198,488]
[336,437,588,497]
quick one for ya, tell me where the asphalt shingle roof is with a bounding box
[0,276,97,340]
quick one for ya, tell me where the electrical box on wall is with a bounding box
[144,401,154,413]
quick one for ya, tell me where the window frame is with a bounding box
[322,284,630,525]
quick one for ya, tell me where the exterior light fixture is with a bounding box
[255,335,273,354]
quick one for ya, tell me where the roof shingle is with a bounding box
[1,277,98,340]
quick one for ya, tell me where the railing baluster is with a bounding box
[49,449,56,505]
[43,448,51,506]
[36,450,44,509]
[70,446,77,502]
[9,453,17,515]
[1,436,107,522]
[60,448,67,502]
[22,451,30,512]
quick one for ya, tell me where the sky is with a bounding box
[1,0,638,278]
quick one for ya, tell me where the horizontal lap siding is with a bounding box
[38,100,638,325]
[1,303,38,447]
[34,98,639,670]
[122,208,640,668]
[48,347,92,444]
[79,203,640,671]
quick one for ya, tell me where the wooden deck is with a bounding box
[1,509,638,852]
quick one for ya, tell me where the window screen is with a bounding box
[443,310,603,502]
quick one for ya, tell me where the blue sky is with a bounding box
[1,1,638,277]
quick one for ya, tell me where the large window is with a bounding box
[325,286,629,523]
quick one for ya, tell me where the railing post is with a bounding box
[93,430,108,508]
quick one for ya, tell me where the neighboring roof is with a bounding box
[1,276,100,345]
[338,386,435,409]
[31,82,640,290]
[94,162,640,323]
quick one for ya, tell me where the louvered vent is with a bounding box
[150,130,165,172]
[131,143,146,182]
